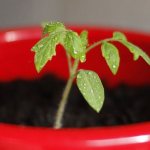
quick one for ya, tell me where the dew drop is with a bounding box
[112,65,116,68]
[80,55,86,62]
[74,50,78,54]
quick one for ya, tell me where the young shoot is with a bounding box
[31,22,150,129]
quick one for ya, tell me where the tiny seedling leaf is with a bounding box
[101,42,120,75]
[63,30,86,62]
[43,22,66,35]
[80,30,88,50]
[113,32,127,41]
[77,70,104,112]
[120,41,150,65]
[32,32,64,72]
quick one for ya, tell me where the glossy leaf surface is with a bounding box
[77,70,104,112]
[43,22,66,35]
[121,41,150,65]
[32,32,64,72]
[63,30,86,62]
[101,42,120,74]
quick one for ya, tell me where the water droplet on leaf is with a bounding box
[80,55,86,62]
[73,50,78,54]
[112,65,116,68]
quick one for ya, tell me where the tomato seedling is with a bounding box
[32,22,150,129]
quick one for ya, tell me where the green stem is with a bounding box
[66,52,72,75]
[53,59,79,129]
[53,38,114,129]
[86,38,113,53]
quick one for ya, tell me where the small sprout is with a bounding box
[31,22,150,128]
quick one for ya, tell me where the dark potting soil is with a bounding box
[0,74,150,128]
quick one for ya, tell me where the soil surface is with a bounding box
[0,74,150,128]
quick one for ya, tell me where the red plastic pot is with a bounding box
[0,26,150,150]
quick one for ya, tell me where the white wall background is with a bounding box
[0,0,150,31]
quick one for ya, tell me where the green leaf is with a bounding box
[77,70,104,112]
[113,32,127,41]
[101,42,120,75]
[80,30,88,50]
[31,32,64,72]
[120,41,150,65]
[43,22,66,35]
[63,30,86,62]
